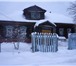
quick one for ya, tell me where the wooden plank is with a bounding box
[31,32,58,52]
[0,43,1,52]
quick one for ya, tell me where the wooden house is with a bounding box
[0,5,75,43]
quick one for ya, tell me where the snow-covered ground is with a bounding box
[0,40,76,66]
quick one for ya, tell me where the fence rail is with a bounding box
[68,33,76,50]
[31,32,58,52]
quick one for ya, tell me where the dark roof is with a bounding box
[23,5,46,12]
[38,20,56,27]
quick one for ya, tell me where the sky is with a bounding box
[0,0,75,2]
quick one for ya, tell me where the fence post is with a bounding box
[68,33,72,50]
[48,33,51,52]
[0,43,1,52]
[44,33,47,52]
[42,33,44,52]
[52,33,58,52]
[46,33,48,52]
[51,34,53,52]
[37,33,40,51]
[31,32,36,52]
[68,33,76,50]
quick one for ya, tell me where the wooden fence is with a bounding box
[68,33,76,50]
[31,32,58,52]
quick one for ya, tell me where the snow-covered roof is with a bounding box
[0,2,74,25]
[0,10,74,24]
[45,12,74,24]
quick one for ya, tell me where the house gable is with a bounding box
[23,5,46,20]
[34,21,56,33]
[38,20,56,27]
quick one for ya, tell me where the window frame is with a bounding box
[67,28,71,33]
[5,25,14,38]
[59,28,64,36]
[31,12,40,19]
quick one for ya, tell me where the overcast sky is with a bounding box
[0,0,75,2]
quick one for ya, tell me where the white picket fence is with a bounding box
[68,33,76,50]
[31,32,58,52]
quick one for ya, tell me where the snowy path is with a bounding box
[0,41,76,65]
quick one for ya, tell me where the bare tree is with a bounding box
[68,1,76,22]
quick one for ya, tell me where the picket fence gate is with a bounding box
[68,33,76,50]
[31,32,58,52]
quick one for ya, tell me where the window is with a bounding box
[5,26,14,38]
[31,12,40,19]
[5,26,27,39]
[42,30,51,33]
[59,28,64,36]
[18,26,27,39]
[67,28,71,33]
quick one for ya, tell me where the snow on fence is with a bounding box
[68,33,76,50]
[31,32,58,52]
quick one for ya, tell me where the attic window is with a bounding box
[31,12,40,19]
